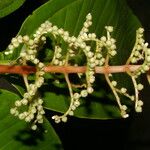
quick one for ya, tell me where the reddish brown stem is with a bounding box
[0,65,145,75]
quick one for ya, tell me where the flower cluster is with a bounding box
[6,33,46,129]
[127,28,150,76]
[125,27,150,113]
[3,13,150,128]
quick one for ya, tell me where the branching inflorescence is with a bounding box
[3,13,150,129]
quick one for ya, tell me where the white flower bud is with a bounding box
[87,87,94,94]
[147,49,150,55]
[91,33,96,39]
[143,65,149,71]
[137,84,144,91]
[89,76,95,83]
[135,106,142,112]
[111,81,117,87]
[110,45,116,50]
[8,44,14,50]
[31,124,37,130]
[86,13,92,20]
[146,56,150,62]
[106,40,112,46]
[137,100,143,106]
[101,36,107,42]
[19,113,25,120]
[105,26,113,32]
[23,35,29,42]
[121,105,127,111]
[131,57,137,63]
[4,51,10,55]
[131,96,134,101]
[38,119,44,124]
[38,99,43,104]
[74,100,80,107]
[87,52,94,58]
[81,90,88,97]
[33,58,39,64]
[73,93,80,99]
[84,22,89,28]
[25,116,31,122]
[55,118,61,123]
[122,114,129,118]
[69,111,74,116]
[15,100,22,107]
[10,108,16,115]
[21,99,28,105]
[61,116,67,122]
[138,28,144,34]
[110,50,117,56]
[121,88,127,94]
[13,41,19,48]
[37,115,43,120]
[28,39,34,46]
[96,53,102,59]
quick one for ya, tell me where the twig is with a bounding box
[0,64,147,75]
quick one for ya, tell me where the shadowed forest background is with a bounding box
[0,0,150,149]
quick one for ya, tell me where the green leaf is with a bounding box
[0,89,63,150]
[11,0,141,119]
[43,91,120,119]
[0,0,26,18]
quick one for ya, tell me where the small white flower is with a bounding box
[21,99,28,105]
[137,100,143,106]
[25,116,31,122]
[89,76,95,83]
[87,87,94,94]
[69,111,74,116]
[110,50,117,56]
[146,56,150,62]
[15,100,22,107]
[73,93,80,99]
[138,28,144,34]
[31,124,37,130]
[101,36,107,42]
[111,81,117,87]
[135,106,142,113]
[105,26,113,32]
[121,88,127,94]
[10,108,16,115]
[137,84,144,91]
[61,116,68,122]
[143,65,149,71]
[74,100,80,107]
[121,105,127,111]
[28,39,34,46]
[81,90,88,97]
[19,113,25,120]
[8,44,14,50]
[23,35,29,42]
[122,114,129,118]
[106,40,112,46]
[86,13,92,20]
[130,96,135,101]
[87,52,94,58]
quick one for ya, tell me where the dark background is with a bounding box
[0,0,150,150]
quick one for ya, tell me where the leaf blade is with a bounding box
[0,0,26,18]
[0,89,63,150]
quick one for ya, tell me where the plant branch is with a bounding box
[0,64,148,75]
